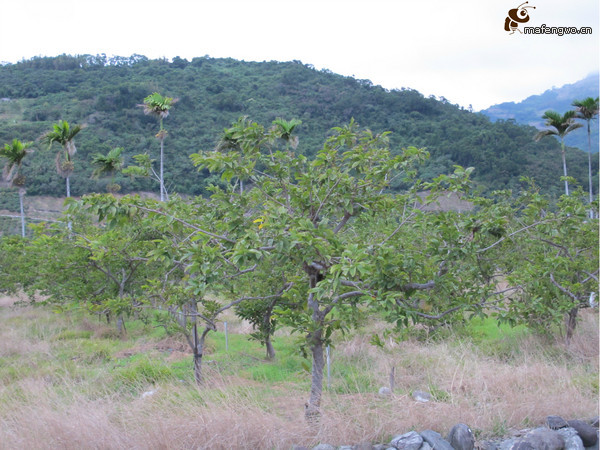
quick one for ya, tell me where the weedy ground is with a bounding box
[0,294,597,449]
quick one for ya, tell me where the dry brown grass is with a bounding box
[0,299,597,449]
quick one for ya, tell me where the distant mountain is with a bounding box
[481,73,599,153]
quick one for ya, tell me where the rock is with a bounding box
[350,444,375,450]
[419,430,453,450]
[556,427,584,450]
[371,445,392,450]
[447,423,475,450]
[568,420,599,447]
[590,417,599,428]
[511,428,564,450]
[378,387,392,397]
[498,438,517,450]
[389,431,423,450]
[312,445,335,450]
[412,390,431,403]
[547,415,569,430]
[420,443,432,450]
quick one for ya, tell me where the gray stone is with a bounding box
[547,415,569,430]
[419,430,453,450]
[590,417,599,428]
[371,445,392,450]
[568,420,599,447]
[389,431,423,450]
[350,445,375,450]
[412,390,431,403]
[338,446,354,450]
[498,438,517,450]
[556,427,584,450]
[511,428,564,450]
[447,423,475,450]
[312,445,336,450]
[378,387,392,397]
[420,444,432,450]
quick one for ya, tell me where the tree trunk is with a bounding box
[193,323,210,385]
[565,307,578,343]
[265,336,276,360]
[18,188,26,238]
[587,122,594,218]
[561,140,569,196]
[159,137,165,202]
[305,327,325,423]
[116,314,125,335]
[66,176,72,231]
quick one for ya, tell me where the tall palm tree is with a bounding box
[92,147,124,193]
[572,97,599,217]
[139,92,176,201]
[0,139,33,237]
[42,120,83,198]
[534,110,583,196]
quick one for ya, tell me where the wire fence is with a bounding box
[0,214,58,237]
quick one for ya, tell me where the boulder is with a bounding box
[568,420,599,447]
[389,431,423,450]
[447,423,475,450]
[556,427,584,450]
[420,430,453,450]
[378,387,392,397]
[312,445,336,450]
[511,427,564,450]
[547,416,569,430]
[412,390,431,403]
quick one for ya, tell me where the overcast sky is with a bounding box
[1,0,598,110]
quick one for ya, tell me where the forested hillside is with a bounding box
[0,54,596,199]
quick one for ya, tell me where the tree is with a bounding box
[493,183,599,342]
[534,111,583,196]
[191,118,504,421]
[92,147,124,193]
[0,139,34,237]
[42,120,84,198]
[139,92,177,201]
[572,97,599,217]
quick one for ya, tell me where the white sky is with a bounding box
[1,0,598,110]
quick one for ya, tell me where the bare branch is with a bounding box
[136,205,237,244]
[477,219,552,253]
[549,273,581,302]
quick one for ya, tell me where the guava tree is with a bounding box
[494,183,599,341]
[22,198,161,333]
[190,118,506,420]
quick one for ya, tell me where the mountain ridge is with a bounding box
[481,72,599,152]
[0,54,596,199]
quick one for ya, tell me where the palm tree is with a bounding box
[534,110,583,196]
[139,92,177,201]
[572,97,599,217]
[0,139,34,237]
[42,120,83,198]
[92,147,124,193]
[272,118,302,150]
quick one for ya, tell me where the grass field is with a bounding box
[0,294,597,449]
